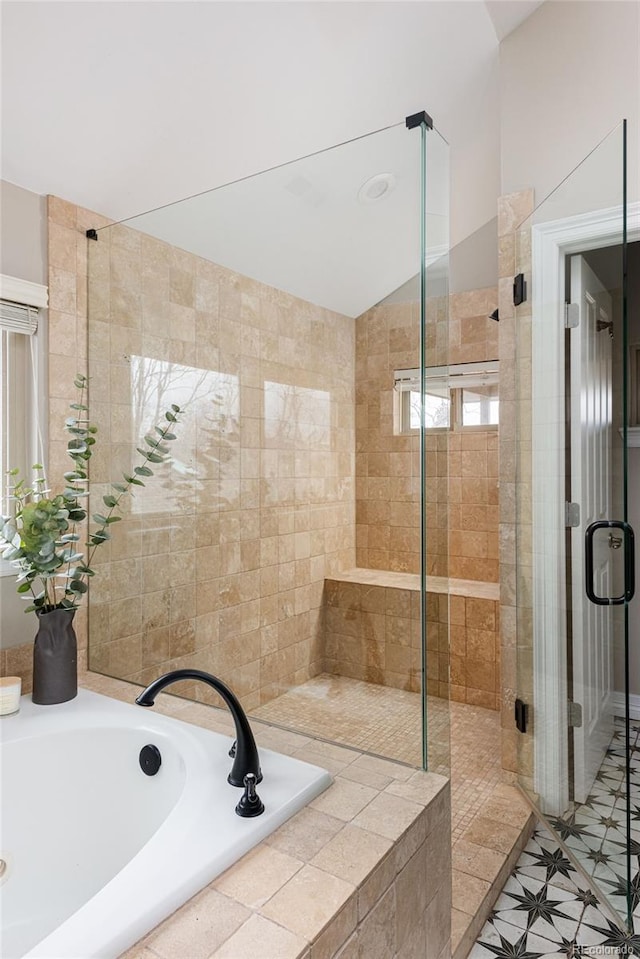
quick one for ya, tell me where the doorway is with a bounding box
[513,120,639,931]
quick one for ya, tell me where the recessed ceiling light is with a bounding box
[358,173,396,204]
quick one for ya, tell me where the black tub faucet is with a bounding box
[135,668,262,788]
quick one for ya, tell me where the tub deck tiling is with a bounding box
[76,671,452,959]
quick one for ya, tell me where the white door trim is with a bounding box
[530,201,640,816]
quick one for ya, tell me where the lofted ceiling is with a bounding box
[1,1,543,315]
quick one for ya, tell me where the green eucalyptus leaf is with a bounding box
[103,495,118,508]
[69,580,88,594]
[17,582,32,594]
[92,513,108,525]
[165,412,176,422]
[105,516,121,524]
[134,466,152,477]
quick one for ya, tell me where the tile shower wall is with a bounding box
[355,288,499,582]
[48,196,356,711]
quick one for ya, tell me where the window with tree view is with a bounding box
[395,362,499,434]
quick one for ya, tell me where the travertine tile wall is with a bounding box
[497,190,535,783]
[355,289,499,582]
[324,573,501,709]
[46,196,356,711]
[354,299,424,575]
[324,577,449,700]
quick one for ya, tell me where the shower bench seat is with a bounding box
[324,568,500,710]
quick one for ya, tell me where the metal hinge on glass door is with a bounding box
[565,502,580,527]
[568,701,583,728]
[565,303,579,328]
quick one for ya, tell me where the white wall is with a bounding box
[0,180,48,650]
[500,1,639,204]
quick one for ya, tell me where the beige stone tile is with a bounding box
[357,885,396,959]
[334,932,358,959]
[396,918,427,959]
[146,888,250,959]
[349,753,414,782]
[351,791,423,841]
[309,900,357,959]
[396,848,428,952]
[452,839,506,882]
[213,844,303,909]
[261,865,354,942]
[117,943,160,959]
[210,914,307,959]
[265,807,344,861]
[451,907,472,955]
[309,778,377,822]
[424,884,452,959]
[451,869,491,916]
[310,824,392,886]
[384,771,447,808]
[462,815,521,855]
[478,791,533,831]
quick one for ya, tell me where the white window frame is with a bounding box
[394,361,500,434]
[0,275,48,576]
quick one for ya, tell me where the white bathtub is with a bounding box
[0,688,331,959]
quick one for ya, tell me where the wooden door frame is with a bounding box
[530,201,640,816]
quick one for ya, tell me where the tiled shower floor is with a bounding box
[251,672,502,837]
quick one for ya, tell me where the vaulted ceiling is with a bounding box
[1,1,543,314]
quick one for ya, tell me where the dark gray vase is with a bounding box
[32,607,78,705]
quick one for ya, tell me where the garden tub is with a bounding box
[0,688,331,959]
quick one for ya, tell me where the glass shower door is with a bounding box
[513,121,637,929]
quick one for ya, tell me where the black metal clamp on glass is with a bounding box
[585,520,636,605]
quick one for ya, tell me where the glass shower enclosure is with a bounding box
[85,115,451,775]
[511,121,638,930]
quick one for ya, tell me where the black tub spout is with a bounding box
[135,668,262,787]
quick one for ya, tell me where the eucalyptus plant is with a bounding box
[1,374,181,614]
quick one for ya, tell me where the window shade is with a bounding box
[394,361,499,394]
[0,299,39,335]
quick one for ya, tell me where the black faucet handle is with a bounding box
[235,772,265,818]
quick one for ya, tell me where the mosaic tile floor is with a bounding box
[250,672,502,836]
[543,716,640,929]
[471,824,640,957]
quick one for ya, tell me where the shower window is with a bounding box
[394,361,499,433]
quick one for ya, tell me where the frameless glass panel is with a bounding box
[422,124,450,777]
[87,119,451,779]
[513,121,635,929]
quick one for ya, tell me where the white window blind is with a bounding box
[0,300,39,335]
[394,361,499,393]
